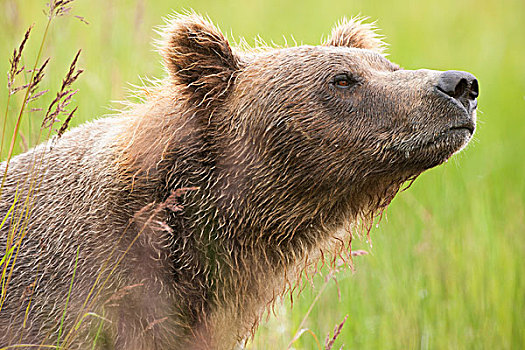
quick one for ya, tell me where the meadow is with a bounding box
[0,0,523,348]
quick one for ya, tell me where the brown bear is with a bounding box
[0,13,478,350]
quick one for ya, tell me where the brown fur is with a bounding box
[0,13,477,349]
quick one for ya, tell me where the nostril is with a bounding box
[453,78,468,99]
[469,79,479,99]
[437,70,478,102]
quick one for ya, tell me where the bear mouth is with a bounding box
[449,121,475,135]
[391,112,476,170]
[412,116,475,168]
[422,120,475,151]
[442,123,476,143]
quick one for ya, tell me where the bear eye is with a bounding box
[333,73,358,89]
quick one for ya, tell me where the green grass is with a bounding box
[1,0,524,349]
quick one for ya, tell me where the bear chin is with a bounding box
[415,129,474,169]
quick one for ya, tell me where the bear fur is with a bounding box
[0,13,477,349]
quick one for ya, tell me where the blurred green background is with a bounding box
[1,0,523,349]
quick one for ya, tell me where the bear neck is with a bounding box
[158,107,406,272]
[115,95,408,343]
[118,95,406,273]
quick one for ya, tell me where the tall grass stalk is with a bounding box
[1,25,33,160]
[0,18,52,196]
[57,246,80,349]
[0,1,84,347]
[287,269,343,350]
[0,48,83,314]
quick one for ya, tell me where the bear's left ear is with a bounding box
[160,14,240,106]
[323,17,386,53]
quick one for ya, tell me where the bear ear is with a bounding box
[160,13,240,106]
[323,17,386,53]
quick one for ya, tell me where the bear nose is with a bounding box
[436,71,479,109]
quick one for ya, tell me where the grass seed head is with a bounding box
[7,25,33,93]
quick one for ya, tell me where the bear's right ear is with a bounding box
[160,14,240,106]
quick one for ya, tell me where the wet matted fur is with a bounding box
[0,13,477,349]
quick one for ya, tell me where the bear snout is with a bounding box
[436,70,479,114]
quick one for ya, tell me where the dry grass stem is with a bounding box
[42,50,82,130]
[46,0,76,19]
[7,26,33,94]
[324,315,348,350]
[56,107,77,138]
